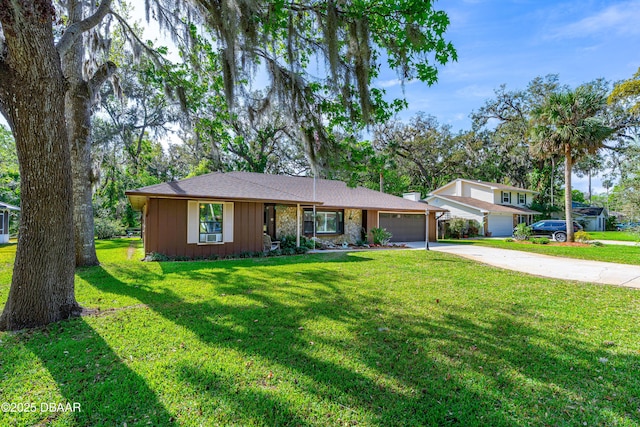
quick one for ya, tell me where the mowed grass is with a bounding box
[1,240,640,426]
[588,231,639,242]
[441,238,640,266]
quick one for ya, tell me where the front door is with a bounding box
[264,204,276,239]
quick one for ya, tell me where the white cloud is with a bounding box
[550,1,640,39]
[454,84,494,98]
[376,78,417,88]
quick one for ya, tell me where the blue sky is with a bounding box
[374,0,640,193]
[379,0,640,130]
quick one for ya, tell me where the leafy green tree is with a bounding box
[472,75,566,200]
[529,83,614,242]
[608,67,640,114]
[0,125,19,208]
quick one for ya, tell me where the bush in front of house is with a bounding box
[370,227,392,245]
[280,234,316,251]
[513,223,531,241]
[448,217,467,238]
[467,220,481,237]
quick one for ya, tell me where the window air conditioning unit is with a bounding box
[205,233,223,243]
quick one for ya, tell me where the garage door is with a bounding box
[489,214,514,237]
[379,213,425,242]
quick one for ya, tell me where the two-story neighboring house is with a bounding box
[426,179,540,237]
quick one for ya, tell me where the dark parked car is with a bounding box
[516,220,583,242]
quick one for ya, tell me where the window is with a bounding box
[187,200,233,244]
[501,191,511,203]
[303,209,344,234]
[199,203,223,243]
[518,193,526,204]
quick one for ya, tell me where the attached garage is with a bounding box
[379,213,426,242]
[488,214,514,237]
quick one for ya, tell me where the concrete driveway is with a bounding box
[403,241,640,289]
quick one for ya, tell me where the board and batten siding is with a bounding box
[144,198,263,257]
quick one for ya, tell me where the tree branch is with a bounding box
[88,61,117,97]
[110,10,167,68]
[56,0,113,56]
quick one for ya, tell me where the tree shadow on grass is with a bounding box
[3,318,177,426]
[73,253,640,426]
[72,257,514,425]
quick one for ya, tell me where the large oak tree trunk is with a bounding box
[67,81,100,267]
[0,1,80,331]
[63,0,99,267]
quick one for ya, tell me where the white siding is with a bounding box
[187,201,199,244]
[468,186,493,203]
[223,202,234,242]
[433,200,484,224]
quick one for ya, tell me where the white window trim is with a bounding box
[187,200,234,245]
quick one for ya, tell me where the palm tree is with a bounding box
[529,83,614,242]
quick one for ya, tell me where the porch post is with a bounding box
[296,204,301,247]
[425,209,430,251]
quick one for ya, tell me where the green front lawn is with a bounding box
[441,238,640,266]
[2,240,640,426]
[588,231,639,242]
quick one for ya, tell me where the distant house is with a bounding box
[573,206,607,231]
[126,172,447,258]
[426,179,540,237]
[0,202,20,244]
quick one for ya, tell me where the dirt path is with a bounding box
[127,241,137,260]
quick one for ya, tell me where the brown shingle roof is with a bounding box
[126,172,447,212]
[432,195,540,215]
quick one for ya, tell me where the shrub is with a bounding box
[267,249,282,257]
[574,230,592,243]
[355,237,368,246]
[589,241,604,247]
[145,252,170,262]
[531,237,550,245]
[370,227,392,245]
[280,234,316,250]
[94,217,126,240]
[467,220,481,237]
[279,235,297,250]
[504,238,514,242]
[281,247,296,256]
[513,223,531,241]
[448,217,467,239]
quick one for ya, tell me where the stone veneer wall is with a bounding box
[275,206,363,245]
[275,205,298,238]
